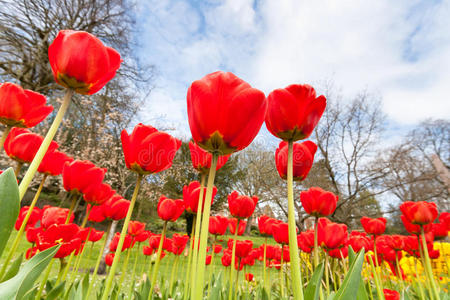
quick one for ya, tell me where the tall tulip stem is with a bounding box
[0,125,11,151]
[0,174,47,280]
[18,89,73,201]
[184,215,196,300]
[228,227,239,300]
[149,221,167,298]
[190,173,206,299]
[101,174,143,300]
[263,238,267,292]
[193,153,218,300]
[287,140,304,300]
[279,247,285,298]
[420,227,440,300]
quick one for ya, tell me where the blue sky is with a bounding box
[133,0,450,144]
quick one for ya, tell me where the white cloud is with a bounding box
[135,0,450,138]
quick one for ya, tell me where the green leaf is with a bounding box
[304,262,324,300]
[46,281,65,300]
[348,246,356,266]
[356,279,369,300]
[2,254,23,282]
[334,250,365,300]
[0,168,20,258]
[0,245,59,300]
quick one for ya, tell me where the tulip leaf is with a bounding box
[0,245,59,300]
[46,281,65,300]
[304,262,324,300]
[2,254,23,282]
[0,168,20,258]
[334,250,365,300]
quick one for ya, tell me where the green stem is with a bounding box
[15,162,23,178]
[207,237,216,298]
[55,258,67,285]
[101,174,143,300]
[279,246,284,298]
[184,215,196,300]
[372,236,384,292]
[169,255,179,293]
[420,227,440,300]
[414,257,427,300]
[324,252,330,297]
[118,247,132,289]
[0,174,47,280]
[69,207,93,281]
[395,252,404,291]
[0,125,11,152]
[368,255,385,300]
[263,238,267,292]
[149,221,167,298]
[35,259,54,300]
[65,193,78,223]
[128,243,140,298]
[193,153,218,300]
[287,140,304,300]
[190,173,206,299]
[228,223,239,300]
[86,222,112,299]
[18,89,73,201]
[313,217,319,267]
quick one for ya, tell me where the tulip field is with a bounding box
[0,29,449,300]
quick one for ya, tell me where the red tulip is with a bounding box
[26,227,42,244]
[183,181,217,214]
[109,232,133,252]
[36,223,81,258]
[439,212,450,230]
[103,194,130,221]
[121,123,181,175]
[266,84,326,141]
[213,244,223,254]
[62,160,106,195]
[128,221,146,237]
[76,228,91,243]
[157,196,185,222]
[272,222,290,245]
[205,255,212,265]
[143,246,154,256]
[401,215,432,234]
[4,128,58,164]
[245,273,254,281]
[105,253,115,266]
[300,187,338,217]
[347,233,372,253]
[15,206,42,230]
[84,182,115,206]
[228,191,258,219]
[387,235,405,251]
[0,83,53,128]
[400,201,438,225]
[229,239,253,258]
[221,253,231,267]
[360,217,387,236]
[318,218,348,249]
[328,246,348,259]
[189,141,230,173]
[383,289,400,300]
[432,223,448,239]
[135,231,151,243]
[228,218,247,236]
[209,215,229,236]
[38,150,73,176]
[48,30,121,95]
[275,140,317,181]
[297,230,314,253]
[41,206,73,229]
[25,247,38,259]
[172,234,189,255]
[187,71,267,155]
[149,234,171,250]
[88,229,104,242]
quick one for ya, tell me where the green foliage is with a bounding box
[334,249,365,300]
[0,168,20,259]
[304,262,324,300]
[2,255,23,282]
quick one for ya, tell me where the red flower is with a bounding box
[135,231,151,243]
[172,234,189,255]
[36,223,81,258]
[401,215,432,234]
[400,201,438,225]
[149,234,171,250]
[5,128,58,164]
[15,206,42,230]
[439,212,450,230]
[245,273,254,281]
[318,218,348,249]
[213,244,223,253]
[84,182,115,206]
[328,246,348,259]
[221,253,231,267]
[157,196,185,222]
[143,246,154,256]
[109,233,133,252]
[48,30,121,95]
[383,289,400,300]
[228,218,247,236]
[297,230,314,253]
[266,84,326,141]
[25,247,38,259]
[0,83,53,128]
[88,229,104,242]
[38,150,73,176]
[105,253,115,266]
[205,255,212,265]
[360,217,387,236]
[189,141,230,173]
[62,160,106,195]
[275,140,317,181]
[272,222,290,245]
[121,123,181,175]
[128,221,146,236]
[347,233,372,253]
[183,181,217,214]
[388,235,405,251]
[41,206,73,229]
[300,187,338,217]
[229,239,253,258]
[228,191,258,219]
[209,215,229,236]
[103,194,130,221]
[187,71,267,155]
[26,227,42,244]
[432,222,448,239]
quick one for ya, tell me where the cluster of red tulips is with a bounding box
[0,27,448,300]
